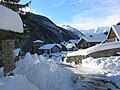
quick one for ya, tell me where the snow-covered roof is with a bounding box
[33,40,44,43]
[0,5,23,33]
[39,44,61,50]
[79,34,106,42]
[66,43,76,49]
[69,39,79,44]
[110,25,120,40]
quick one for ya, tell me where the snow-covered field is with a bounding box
[0,52,120,90]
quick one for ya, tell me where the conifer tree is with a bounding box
[0,0,31,12]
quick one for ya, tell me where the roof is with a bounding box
[0,5,23,33]
[33,40,44,43]
[79,34,107,42]
[39,44,61,50]
[66,43,76,49]
[111,25,120,40]
[69,39,79,44]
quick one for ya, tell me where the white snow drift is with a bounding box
[14,53,73,90]
[82,56,120,73]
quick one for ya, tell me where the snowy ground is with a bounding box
[0,52,120,90]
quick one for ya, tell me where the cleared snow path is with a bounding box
[59,63,120,90]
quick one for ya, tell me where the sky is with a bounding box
[20,0,120,30]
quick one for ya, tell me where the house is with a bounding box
[77,34,107,49]
[61,41,77,51]
[105,25,120,42]
[38,44,62,54]
[0,5,23,76]
[60,41,68,51]
[68,39,79,45]
[33,39,44,53]
[66,43,77,51]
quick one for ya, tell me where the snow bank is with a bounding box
[108,75,120,88]
[14,52,73,90]
[0,75,39,90]
[1,52,120,90]
[0,5,23,33]
[67,41,120,56]
[82,56,120,88]
[82,56,120,73]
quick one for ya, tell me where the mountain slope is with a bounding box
[62,25,83,38]
[20,13,79,52]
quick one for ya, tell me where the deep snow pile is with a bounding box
[82,56,120,88]
[14,53,73,90]
[82,56,120,73]
[0,75,39,90]
[0,5,23,33]
[1,52,120,90]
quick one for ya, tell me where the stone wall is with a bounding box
[66,55,86,64]
[66,48,120,64]
[86,48,120,58]
[2,39,15,76]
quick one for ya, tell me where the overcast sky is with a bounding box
[20,0,120,30]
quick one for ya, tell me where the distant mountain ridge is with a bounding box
[62,24,109,34]
[94,27,109,34]
[62,25,83,38]
[20,13,79,52]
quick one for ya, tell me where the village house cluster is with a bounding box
[15,25,120,58]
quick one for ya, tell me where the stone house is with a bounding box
[61,41,78,51]
[77,34,107,49]
[33,39,44,53]
[105,25,120,42]
[0,30,19,76]
[0,5,23,76]
[38,44,62,54]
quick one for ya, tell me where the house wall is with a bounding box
[33,42,44,53]
[2,39,15,76]
[0,40,2,67]
[77,39,99,49]
[66,55,86,64]
[66,48,120,64]
[51,46,61,53]
[0,29,17,40]
[38,49,51,54]
[107,28,118,42]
